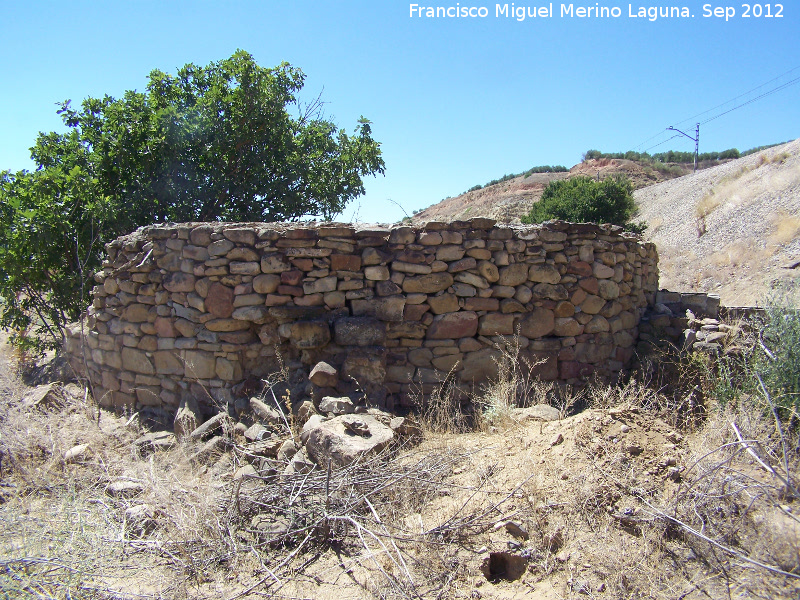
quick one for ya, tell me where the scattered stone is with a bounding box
[319,396,355,415]
[134,431,176,455]
[251,514,292,544]
[233,464,258,481]
[250,398,284,425]
[106,479,145,498]
[497,520,529,539]
[190,435,226,465]
[513,404,560,422]
[283,447,316,476]
[125,504,157,535]
[174,397,202,442]
[64,444,90,463]
[389,416,423,438]
[189,412,232,442]
[309,362,338,387]
[550,433,564,447]
[295,400,318,426]
[244,423,269,442]
[277,439,300,462]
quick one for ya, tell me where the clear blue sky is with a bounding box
[2,1,798,223]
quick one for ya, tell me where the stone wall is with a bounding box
[65,219,658,419]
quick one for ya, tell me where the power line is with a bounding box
[700,76,800,125]
[631,65,800,152]
[671,65,800,129]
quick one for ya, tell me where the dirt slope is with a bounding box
[635,138,800,306]
[413,159,689,224]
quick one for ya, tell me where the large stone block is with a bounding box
[427,311,479,339]
[261,254,291,273]
[205,283,234,318]
[334,317,386,346]
[342,348,386,386]
[402,273,454,294]
[154,350,184,375]
[163,272,196,293]
[205,318,251,332]
[122,304,152,323]
[351,296,406,322]
[184,350,217,379]
[303,275,337,294]
[580,294,606,315]
[253,273,280,294]
[231,306,270,323]
[304,415,394,468]
[121,347,154,375]
[518,307,555,339]
[553,317,584,337]
[330,254,362,271]
[460,348,501,383]
[428,294,459,314]
[498,263,528,286]
[290,321,331,349]
[528,264,561,284]
[478,313,515,336]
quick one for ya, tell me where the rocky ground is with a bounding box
[2,330,799,598]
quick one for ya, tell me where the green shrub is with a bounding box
[521,175,638,228]
[756,285,800,409]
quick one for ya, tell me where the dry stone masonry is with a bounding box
[65,219,658,420]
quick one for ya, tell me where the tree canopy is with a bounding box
[0,50,385,350]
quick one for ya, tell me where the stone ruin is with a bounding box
[65,218,659,423]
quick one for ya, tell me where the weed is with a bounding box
[756,284,800,411]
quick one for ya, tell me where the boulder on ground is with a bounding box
[64,443,90,463]
[106,479,145,498]
[303,414,394,468]
[190,435,227,465]
[23,383,67,410]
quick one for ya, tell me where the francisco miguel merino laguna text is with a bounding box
[409,4,694,21]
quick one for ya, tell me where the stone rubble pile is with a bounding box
[639,290,759,356]
[65,219,658,421]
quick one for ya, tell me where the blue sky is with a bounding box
[2,1,798,223]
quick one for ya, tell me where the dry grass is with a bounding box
[2,337,800,599]
[771,211,800,245]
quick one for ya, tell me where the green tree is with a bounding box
[521,175,642,230]
[0,50,385,351]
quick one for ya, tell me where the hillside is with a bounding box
[412,158,694,224]
[635,138,800,306]
[412,141,800,306]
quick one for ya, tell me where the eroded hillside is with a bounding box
[412,158,692,224]
[635,138,800,306]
